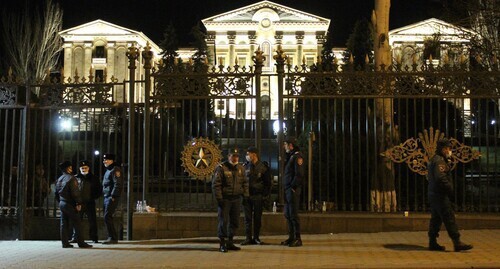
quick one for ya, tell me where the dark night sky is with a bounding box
[4,0,445,47]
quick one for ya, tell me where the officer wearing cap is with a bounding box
[101,153,123,244]
[241,146,271,245]
[55,161,92,248]
[281,136,304,247]
[212,148,249,252]
[427,138,472,252]
[70,160,102,243]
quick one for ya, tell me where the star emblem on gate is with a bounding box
[194,147,210,168]
[181,137,222,180]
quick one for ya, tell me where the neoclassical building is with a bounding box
[389,18,475,67]
[59,19,161,102]
[202,1,330,120]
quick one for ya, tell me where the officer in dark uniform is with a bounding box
[212,148,249,252]
[281,137,304,247]
[101,153,123,244]
[427,138,473,252]
[70,160,102,243]
[241,146,271,245]
[55,161,92,248]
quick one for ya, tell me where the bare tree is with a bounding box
[442,0,499,67]
[1,0,63,86]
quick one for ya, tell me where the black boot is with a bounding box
[428,238,445,251]
[288,236,303,247]
[226,238,241,251]
[453,240,473,252]
[219,238,228,253]
[240,237,253,245]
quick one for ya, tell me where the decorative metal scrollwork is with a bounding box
[38,85,114,106]
[0,86,17,105]
[181,137,222,181]
[381,127,481,175]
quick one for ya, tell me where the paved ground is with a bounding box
[1,229,499,269]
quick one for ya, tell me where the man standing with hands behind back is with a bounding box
[102,153,123,244]
[55,161,92,248]
[212,148,249,253]
[241,146,271,245]
[281,137,304,247]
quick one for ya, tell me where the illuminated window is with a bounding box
[262,41,271,68]
[237,55,247,67]
[262,95,270,120]
[236,100,246,119]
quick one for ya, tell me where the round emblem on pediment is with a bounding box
[261,18,272,28]
[181,137,222,181]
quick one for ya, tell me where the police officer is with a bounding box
[55,161,92,248]
[102,153,123,244]
[281,137,304,247]
[241,146,271,245]
[70,160,102,243]
[212,148,249,252]
[427,138,473,252]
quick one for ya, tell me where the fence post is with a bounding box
[252,48,264,151]
[126,45,139,240]
[308,131,315,211]
[273,45,287,204]
[142,43,153,204]
[18,82,31,239]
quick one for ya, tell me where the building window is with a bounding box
[236,100,246,119]
[262,95,270,120]
[262,41,271,68]
[305,55,315,67]
[94,46,106,58]
[284,99,294,119]
[237,55,247,68]
[95,69,104,82]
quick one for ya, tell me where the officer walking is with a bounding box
[281,137,304,247]
[70,160,102,243]
[212,148,249,252]
[241,146,271,245]
[55,161,92,248]
[427,138,473,252]
[101,153,123,244]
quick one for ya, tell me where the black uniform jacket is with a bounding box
[212,161,249,200]
[427,154,453,196]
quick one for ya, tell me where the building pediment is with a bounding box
[59,19,140,36]
[202,0,330,26]
[59,19,160,53]
[389,18,475,43]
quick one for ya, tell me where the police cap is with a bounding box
[227,148,240,156]
[103,153,115,160]
[437,138,452,149]
[79,160,90,167]
[247,146,258,154]
[284,136,297,145]
[58,161,72,171]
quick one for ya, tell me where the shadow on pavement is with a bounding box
[383,244,427,251]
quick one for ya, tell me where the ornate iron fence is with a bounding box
[1,46,499,239]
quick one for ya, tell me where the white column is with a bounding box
[84,42,93,80]
[228,31,236,66]
[206,31,216,66]
[249,31,257,64]
[63,43,73,83]
[316,31,326,57]
[296,31,304,65]
[106,42,115,83]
